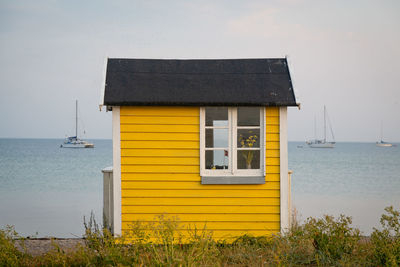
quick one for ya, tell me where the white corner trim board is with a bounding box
[99,57,108,111]
[112,106,122,236]
[279,106,289,232]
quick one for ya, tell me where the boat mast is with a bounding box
[324,105,326,143]
[314,115,317,140]
[76,100,78,138]
[380,120,383,142]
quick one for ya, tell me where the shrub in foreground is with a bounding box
[2,206,400,266]
[0,225,31,266]
[370,206,400,266]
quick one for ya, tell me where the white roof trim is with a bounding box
[99,57,108,111]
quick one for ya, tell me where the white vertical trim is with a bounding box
[112,106,121,236]
[99,57,108,111]
[231,108,237,174]
[199,107,205,176]
[262,107,266,177]
[279,106,289,232]
[285,55,301,107]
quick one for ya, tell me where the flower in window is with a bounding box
[239,133,258,169]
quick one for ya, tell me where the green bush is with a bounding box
[0,225,30,266]
[303,214,361,265]
[370,206,400,266]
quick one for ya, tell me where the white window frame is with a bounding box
[200,107,266,182]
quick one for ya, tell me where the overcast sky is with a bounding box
[1,0,399,142]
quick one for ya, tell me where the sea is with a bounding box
[0,138,399,237]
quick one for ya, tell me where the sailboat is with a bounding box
[306,106,335,148]
[376,121,393,147]
[60,100,94,148]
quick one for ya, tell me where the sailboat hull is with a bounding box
[309,142,335,148]
[61,142,94,148]
[60,137,94,148]
[376,143,392,147]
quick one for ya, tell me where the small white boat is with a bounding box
[61,100,94,148]
[376,121,393,147]
[376,141,393,147]
[306,106,335,148]
[61,136,94,148]
[307,139,335,148]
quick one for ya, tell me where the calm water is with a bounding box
[0,139,112,237]
[289,142,400,234]
[0,139,399,237]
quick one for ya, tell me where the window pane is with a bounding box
[238,107,260,126]
[238,129,260,148]
[206,150,229,170]
[206,107,228,126]
[206,128,228,148]
[237,150,260,169]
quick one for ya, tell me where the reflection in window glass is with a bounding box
[237,150,260,169]
[206,128,228,148]
[238,129,260,148]
[238,107,260,126]
[206,150,229,169]
[206,107,228,126]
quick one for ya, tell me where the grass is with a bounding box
[1,206,400,266]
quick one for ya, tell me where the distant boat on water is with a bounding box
[376,121,393,147]
[60,100,94,148]
[306,105,335,148]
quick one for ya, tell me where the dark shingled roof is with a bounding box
[103,58,297,106]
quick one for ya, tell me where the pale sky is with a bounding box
[1,0,399,142]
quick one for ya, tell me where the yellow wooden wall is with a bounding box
[120,106,280,240]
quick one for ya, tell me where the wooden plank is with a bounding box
[121,181,280,190]
[121,132,199,141]
[266,107,279,116]
[266,157,280,166]
[121,124,199,133]
[121,106,199,116]
[265,174,280,182]
[121,173,201,182]
[209,230,280,239]
[121,157,199,166]
[122,221,280,230]
[122,149,199,157]
[266,141,280,149]
[266,149,280,158]
[121,197,280,206]
[266,124,280,133]
[265,116,279,125]
[122,230,280,240]
[121,116,199,125]
[266,133,280,141]
[122,213,280,222]
[266,165,280,174]
[121,165,199,173]
[121,205,280,214]
[121,140,199,149]
[121,189,280,198]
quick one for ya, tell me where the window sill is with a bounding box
[201,176,265,185]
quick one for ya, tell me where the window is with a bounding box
[200,107,265,184]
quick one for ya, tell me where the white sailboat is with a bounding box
[306,106,335,148]
[60,100,94,148]
[376,121,393,147]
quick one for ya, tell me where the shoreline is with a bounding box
[14,238,85,256]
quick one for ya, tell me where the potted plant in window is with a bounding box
[239,133,258,169]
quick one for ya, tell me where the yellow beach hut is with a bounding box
[101,58,298,240]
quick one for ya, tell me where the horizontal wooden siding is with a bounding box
[120,106,280,240]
